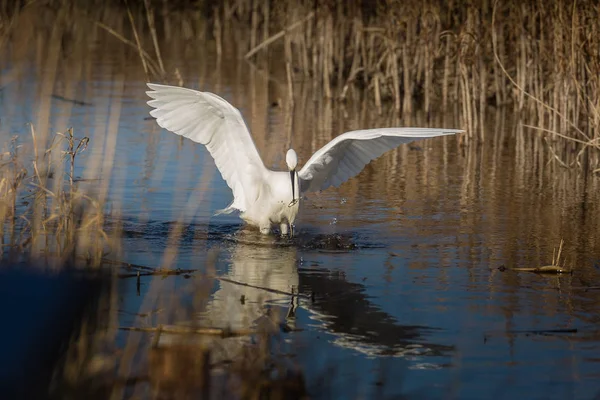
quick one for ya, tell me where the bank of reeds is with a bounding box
[230,0,600,170]
[96,0,599,172]
[0,128,110,264]
[4,0,598,169]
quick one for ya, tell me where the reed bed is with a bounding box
[0,128,109,265]
[96,0,599,172]
[5,0,598,169]
[233,0,600,170]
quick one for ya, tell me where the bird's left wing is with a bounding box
[298,128,462,193]
[146,83,266,213]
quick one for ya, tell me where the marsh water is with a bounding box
[2,9,600,399]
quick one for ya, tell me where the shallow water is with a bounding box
[2,8,600,399]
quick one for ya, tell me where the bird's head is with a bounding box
[286,149,298,171]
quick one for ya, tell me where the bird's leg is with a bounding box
[259,223,271,235]
[280,222,289,237]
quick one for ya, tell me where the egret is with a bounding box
[146,83,462,236]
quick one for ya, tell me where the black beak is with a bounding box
[288,169,298,207]
[290,169,295,199]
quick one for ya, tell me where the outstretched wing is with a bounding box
[146,83,266,212]
[298,128,462,193]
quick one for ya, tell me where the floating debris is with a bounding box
[484,328,578,342]
[51,93,93,106]
[511,265,572,274]
[502,239,572,274]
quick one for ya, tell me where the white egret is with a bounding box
[146,83,462,236]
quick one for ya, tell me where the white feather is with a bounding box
[146,83,463,235]
[146,83,266,213]
[298,128,462,193]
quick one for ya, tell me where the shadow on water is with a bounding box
[299,270,453,358]
[0,265,111,399]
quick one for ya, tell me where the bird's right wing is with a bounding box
[298,128,462,193]
[146,83,266,212]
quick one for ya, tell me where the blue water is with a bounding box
[2,17,600,399]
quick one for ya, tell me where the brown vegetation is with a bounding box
[3,0,599,170]
[239,0,600,170]
[237,0,600,169]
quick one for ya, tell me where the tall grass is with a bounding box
[6,0,591,172]
[0,128,109,264]
[52,0,597,170]
[211,0,599,171]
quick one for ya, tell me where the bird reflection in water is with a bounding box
[158,228,453,366]
[158,229,299,364]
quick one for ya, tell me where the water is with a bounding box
[2,7,600,399]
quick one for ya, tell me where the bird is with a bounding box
[146,83,463,236]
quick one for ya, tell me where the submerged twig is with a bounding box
[484,328,578,342]
[107,257,309,299]
[571,286,600,291]
[103,258,155,271]
[510,266,572,274]
[118,269,197,278]
[507,239,571,274]
[50,94,93,106]
[217,276,310,299]
[119,325,255,338]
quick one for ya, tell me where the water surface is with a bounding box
[1,8,600,399]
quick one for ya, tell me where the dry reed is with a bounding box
[19,0,594,171]
[223,0,600,171]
